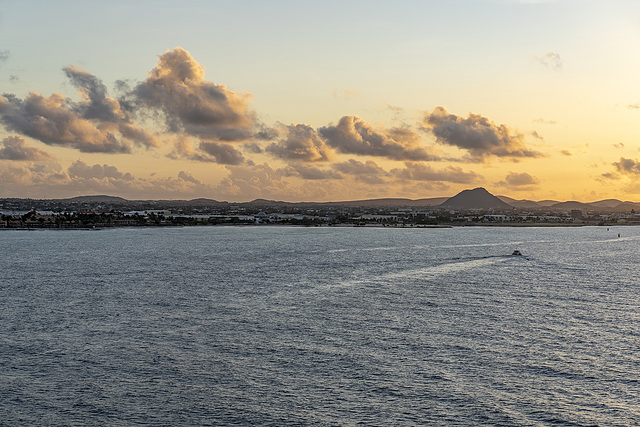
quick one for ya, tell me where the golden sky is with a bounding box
[1,1,640,202]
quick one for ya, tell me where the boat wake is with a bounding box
[340,255,515,287]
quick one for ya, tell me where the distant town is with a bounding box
[2,187,639,229]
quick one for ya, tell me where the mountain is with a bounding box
[186,198,227,206]
[536,200,561,207]
[611,202,640,212]
[439,188,512,209]
[550,201,594,210]
[589,199,624,208]
[242,197,451,208]
[497,196,541,208]
[322,197,450,208]
[63,195,129,203]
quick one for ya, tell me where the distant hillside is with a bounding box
[440,188,512,209]
[321,197,450,208]
[536,200,560,207]
[187,198,227,205]
[589,199,624,208]
[63,195,129,203]
[611,203,640,212]
[550,201,594,210]
[497,196,541,208]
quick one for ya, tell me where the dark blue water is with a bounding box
[1,226,639,425]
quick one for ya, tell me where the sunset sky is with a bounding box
[1,0,640,202]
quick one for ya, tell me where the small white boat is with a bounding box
[512,250,523,256]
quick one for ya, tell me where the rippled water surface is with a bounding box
[1,226,639,425]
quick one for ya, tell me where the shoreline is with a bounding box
[1,222,633,231]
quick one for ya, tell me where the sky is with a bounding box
[1,0,640,202]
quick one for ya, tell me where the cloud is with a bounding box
[128,47,258,142]
[390,162,482,184]
[215,162,290,199]
[560,150,572,156]
[612,157,640,175]
[199,142,245,165]
[266,124,332,162]
[422,106,545,161]
[63,65,126,122]
[168,135,246,165]
[0,158,217,199]
[535,52,562,71]
[178,170,201,185]
[243,142,263,154]
[495,171,540,190]
[332,159,389,184]
[0,66,160,153]
[530,131,543,140]
[68,160,133,180]
[0,51,8,64]
[628,104,640,110]
[0,136,53,161]
[9,75,19,82]
[281,164,342,180]
[333,88,361,99]
[600,172,620,180]
[0,92,132,153]
[319,116,436,161]
[533,118,556,125]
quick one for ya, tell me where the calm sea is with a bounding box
[1,225,639,426]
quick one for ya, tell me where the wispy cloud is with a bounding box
[535,52,562,71]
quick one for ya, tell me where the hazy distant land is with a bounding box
[2,188,639,229]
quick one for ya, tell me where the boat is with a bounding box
[512,250,523,256]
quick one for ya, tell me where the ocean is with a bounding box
[1,225,639,426]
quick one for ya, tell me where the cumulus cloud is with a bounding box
[495,171,540,190]
[0,136,53,161]
[215,163,290,200]
[422,106,545,161]
[281,164,342,180]
[390,162,482,184]
[199,142,245,165]
[0,159,216,199]
[319,116,436,161]
[68,160,133,180]
[0,65,160,153]
[266,124,332,162]
[0,92,133,153]
[332,159,389,184]
[64,65,126,122]
[535,52,562,71]
[128,47,258,142]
